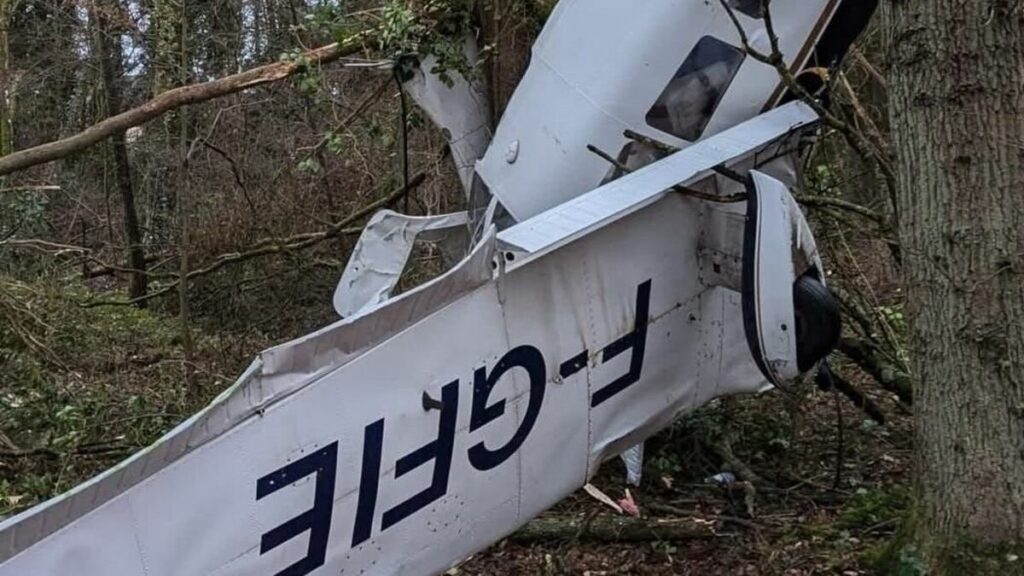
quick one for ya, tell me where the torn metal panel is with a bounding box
[260,227,495,391]
[403,37,492,196]
[333,210,470,317]
[1,189,732,576]
[697,154,805,291]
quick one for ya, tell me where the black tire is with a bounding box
[793,272,841,372]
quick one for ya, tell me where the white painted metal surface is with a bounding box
[403,37,492,195]
[746,170,800,383]
[334,210,469,318]
[477,0,842,221]
[0,0,876,564]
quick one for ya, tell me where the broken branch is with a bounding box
[0,31,374,177]
[838,337,913,404]
[509,515,716,543]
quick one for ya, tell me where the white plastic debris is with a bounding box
[704,472,737,486]
[583,483,623,514]
[620,442,645,486]
[334,210,469,317]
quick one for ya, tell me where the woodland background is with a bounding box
[0,0,951,573]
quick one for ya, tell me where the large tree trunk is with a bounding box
[90,1,148,304]
[883,1,1024,571]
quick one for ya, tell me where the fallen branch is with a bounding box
[0,185,62,193]
[84,255,162,279]
[793,192,885,226]
[1,239,177,280]
[0,443,131,460]
[509,515,716,543]
[645,503,762,531]
[838,337,913,404]
[822,365,887,424]
[0,31,374,177]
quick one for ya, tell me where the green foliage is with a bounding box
[0,278,201,515]
[895,547,927,576]
[0,189,51,276]
[324,130,346,155]
[297,157,323,175]
[877,304,906,332]
[379,1,421,54]
[303,2,350,36]
[837,487,908,531]
[0,188,49,238]
[648,452,682,476]
[867,529,1024,576]
[808,162,841,195]
[377,0,478,86]
[279,49,323,96]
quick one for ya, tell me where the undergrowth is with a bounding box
[0,276,261,517]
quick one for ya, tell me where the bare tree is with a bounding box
[88,0,147,304]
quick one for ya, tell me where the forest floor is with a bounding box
[460,383,913,575]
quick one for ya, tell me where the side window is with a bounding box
[726,0,763,19]
[645,36,746,142]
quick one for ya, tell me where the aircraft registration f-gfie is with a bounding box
[0,1,876,574]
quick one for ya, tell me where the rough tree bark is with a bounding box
[89,1,148,304]
[884,0,1024,571]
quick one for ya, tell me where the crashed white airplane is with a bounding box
[0,1,875,574]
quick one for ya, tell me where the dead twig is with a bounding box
[792,191,886,226]
[623,129,680,155]
[646,502,763,532]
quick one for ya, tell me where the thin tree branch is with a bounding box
[82,172,428,307]
[792,191,885,225]
[719,0,899,221]
[586,144,747,203]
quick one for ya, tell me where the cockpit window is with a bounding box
[645,36,746,142]
[726,0,764,19]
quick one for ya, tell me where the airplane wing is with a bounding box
[0,102,820,576]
